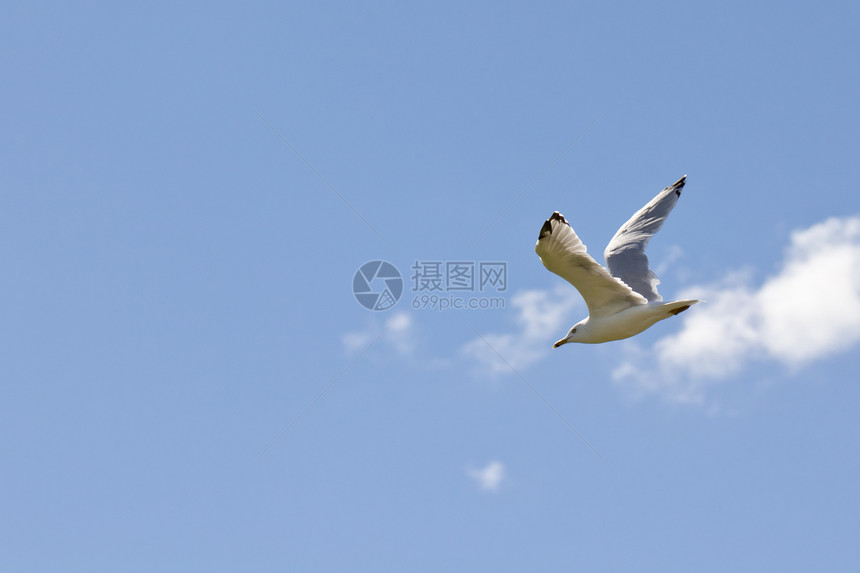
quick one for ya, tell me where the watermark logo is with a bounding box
[352,260,403,311]
[353,260,507,311]
[410,261,507,292]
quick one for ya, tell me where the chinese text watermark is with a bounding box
[353,260,507,311]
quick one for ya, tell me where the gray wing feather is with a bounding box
[604,176,687,302]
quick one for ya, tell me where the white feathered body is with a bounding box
[571,299,700,344]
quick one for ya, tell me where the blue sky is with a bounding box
[3,1,860,571]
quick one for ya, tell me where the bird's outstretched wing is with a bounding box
[535,211,647,317]
[604,176,686,302]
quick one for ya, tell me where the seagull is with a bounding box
[535,175,700,346]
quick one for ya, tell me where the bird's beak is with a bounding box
[553,339,568,349]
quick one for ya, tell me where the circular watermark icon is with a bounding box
[353,260,403,311]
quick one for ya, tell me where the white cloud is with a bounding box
[654,244,685,276]
[341,311,415,357]
[460,285,581,375]
[384,312,414,356]
[467,461,505,492]
[341,329,374,355]
[615,215,860,403]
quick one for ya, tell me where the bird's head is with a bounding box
[553,319,587,348]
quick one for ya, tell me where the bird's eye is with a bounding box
[572,328,576,333]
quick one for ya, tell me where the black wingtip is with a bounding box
[671,175,686,197]
[538,211,567,240]
[539,219,552,240]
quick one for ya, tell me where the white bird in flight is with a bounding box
[535,175,700,346]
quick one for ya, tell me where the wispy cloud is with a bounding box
[654,244,685,276]
[615,215,860,403]
[460,286,581,374]
[467,461,506,492]
[384,312,414,356]
[342,311,415,357]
